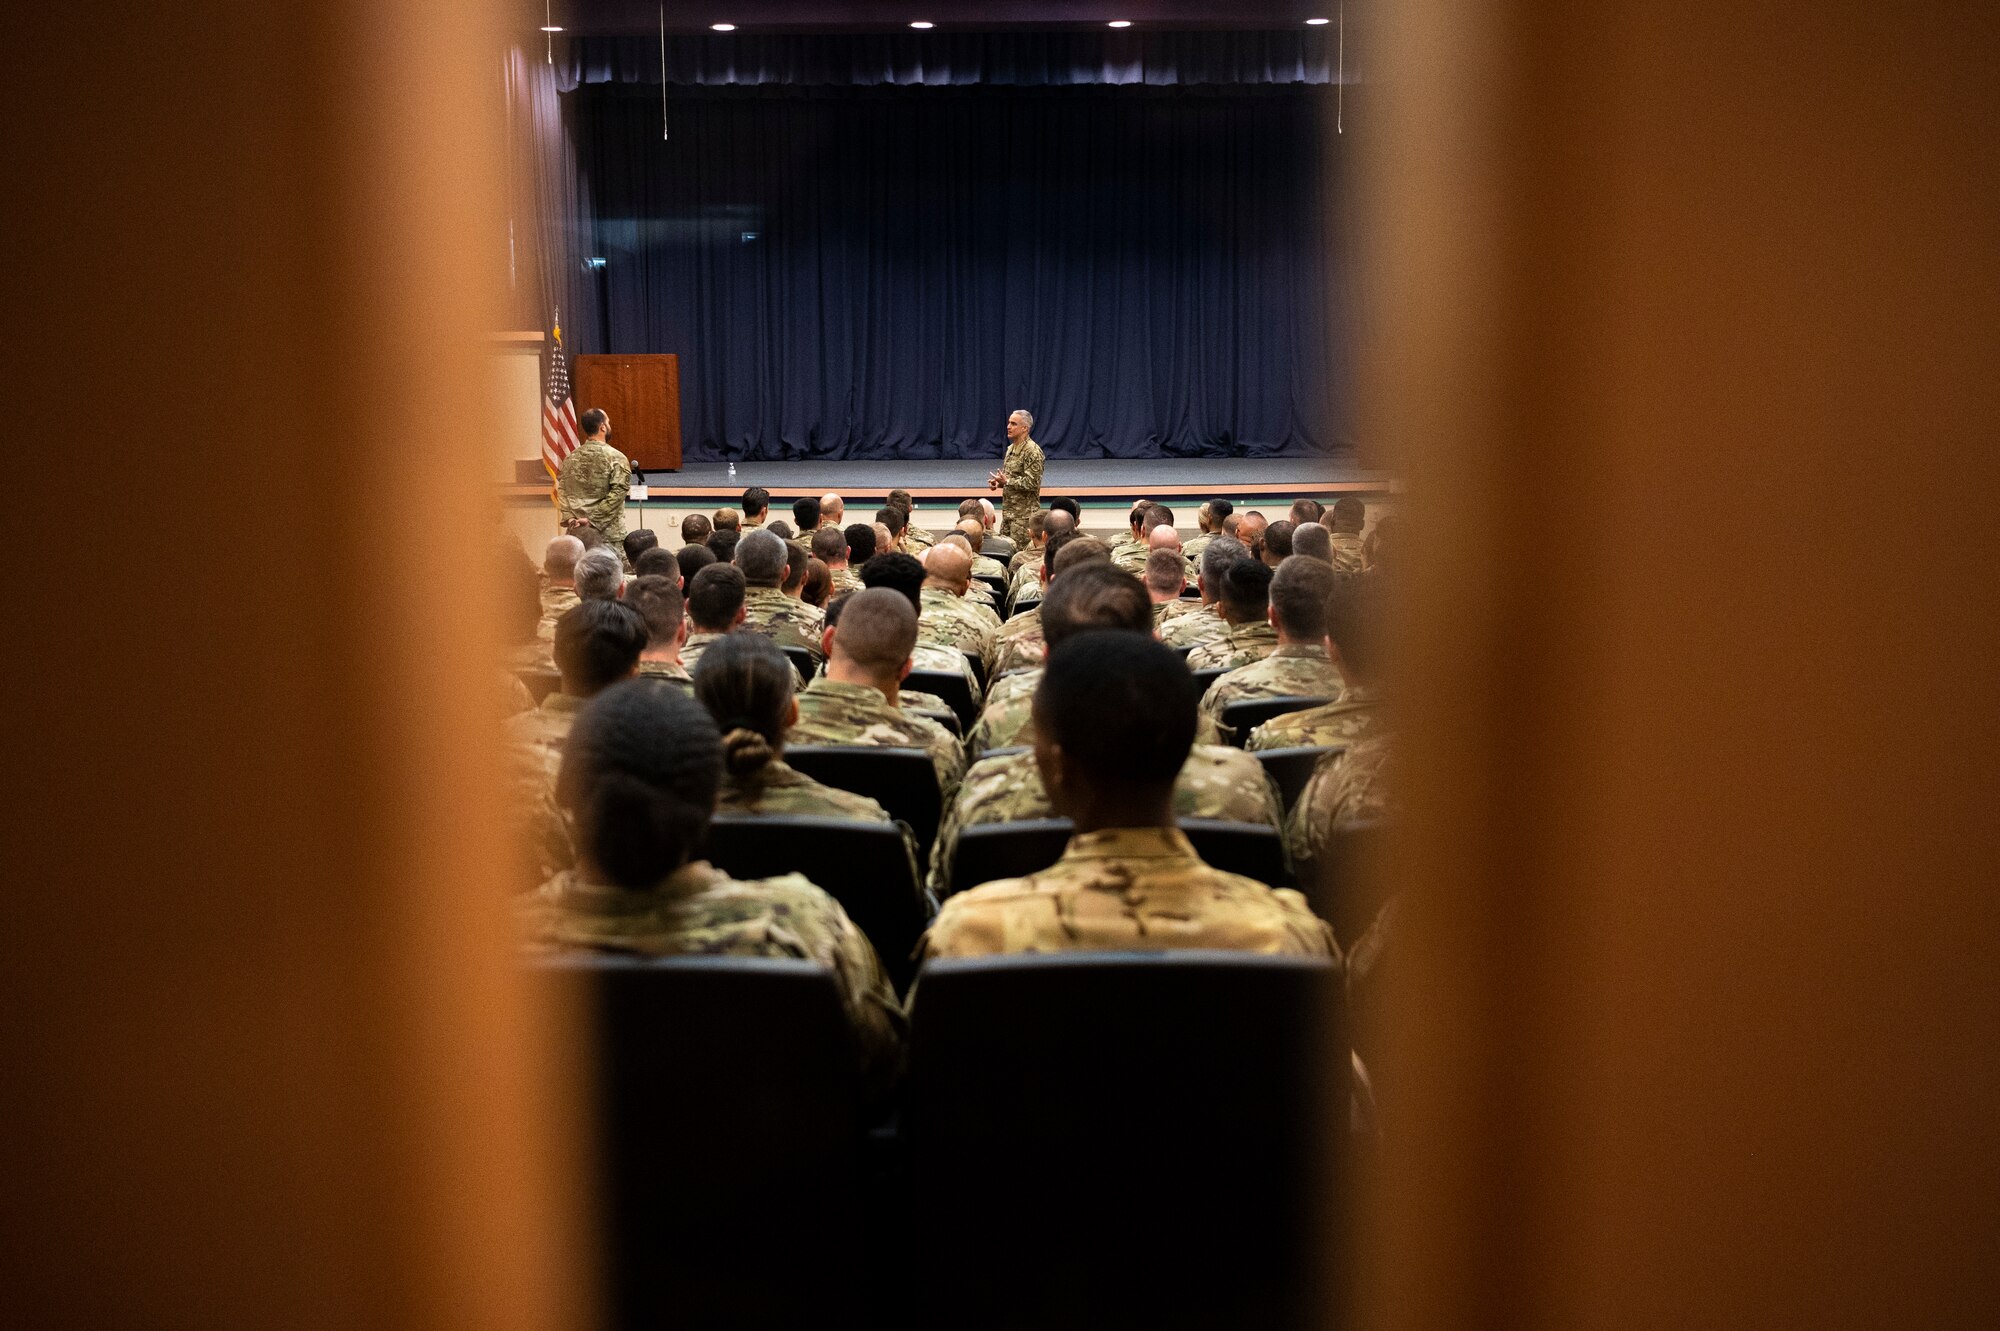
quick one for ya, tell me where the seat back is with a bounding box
[906,705,961,739]
[534,955,867,1329]
[1190,666,1227,693]
[1180,818,1292,888]
[902,668,978,729]
[961,648,989,692]
[783,745,945,862]
[1303,817,1388,949]
[1219,695,1335,747]
[705,814,930,991]
[516,667,561,703]
[906,952,1344,1331]
[1170,644,1194,661]
[948,818,1074,897]
[974,573,1009,604]
[1254,745,1342,815]
[782,645,821,683]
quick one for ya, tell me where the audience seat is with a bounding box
[534,955,870,1329]
[962,649,989,693]
[1191,667,1227,693]
[903,669,979,730]
[705,814,931,992]
[906,706,962,739]
[516,667,561,703]
[948,818,1291,896]
[1253,745,1343,815]
[782,645,821,683]
[1218,695,1336,747]
[1171,645,1194,661]
[1300,818,1388,950]
[784,745,945,863]
[1180,586,1202,599]
[906,951,1345,1331]
[974,573,1009,604]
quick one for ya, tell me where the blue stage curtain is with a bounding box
[556,30,1340,92]
[570,84,1352,461]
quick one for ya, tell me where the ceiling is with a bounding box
[528,1,1346,35]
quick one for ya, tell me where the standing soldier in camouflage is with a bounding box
[556,409,631,557]
[735,529,825,661]
[1197,556,1346,742]
[987,408,1045,548]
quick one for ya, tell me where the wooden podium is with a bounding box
[575,353,682,471]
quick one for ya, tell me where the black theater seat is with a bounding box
[784,745,945,863]
[1219,695,1335,747]
[1253,745,1342,815]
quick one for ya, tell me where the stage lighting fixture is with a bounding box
[540,25,563,32]
[711,22,736,31]
[910,20,934,28]
[1107,20,1132,27]
[1305,16,1331,24]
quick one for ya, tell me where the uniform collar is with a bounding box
[805,676,893,707]
[1269,642,1329,660]
[550,860,717,914]
[1063,826,1199,861]
[1229,619,1279,641]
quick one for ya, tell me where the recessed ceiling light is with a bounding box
[1108,19,1132,27]
[910,20,934,28]
[540,24,563,32]
[1305,16,1331,24]
[711,22,736,31]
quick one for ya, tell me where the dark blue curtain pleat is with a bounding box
[571,85,1352,462]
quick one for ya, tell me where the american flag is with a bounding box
[541,314,581,480]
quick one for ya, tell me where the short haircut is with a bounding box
[675,542,716,587]
[1027,510,1049,539]
[1289,498,1325,526]
[1208,498,1235,521]
[1041,561,1152,650]
[810,527,848,563]
[858,551,925,613]
[735,529,787,585]
[1326,573,1388,682]
[1331,495,1367,533]
[740,486,770,519]
[573,526,605,551]
[780,540,810,593]
[579,407,608,437]
[553,599,649,695]
[1268,555,1336,639]
[1035,632,1197,793]
[685,563,747,631]
[693,631,795,785]
[544,534,583,580]
[766,520,795,542]
[1049,496,1081,521]
[1291,523,1334,564]
[1221,513,1243,537]
[886,488,915,511]
[875,505,907,537]
[958,498,983,520]
[822,591,852,629]
[1128,501,1151,530]
[634,546,679,579]
[832,587,919,671]
[624,574,686,645]
[1052,536,1112,577]
[712,508,741,531]
[954,519,984,553]
[1042,529,1081,579]
[706,528,740,564]
[1142,503,1174,532]
[1264,520,1296,560]
[573,547,625,600]
[1216,558,1274,620]
[1200,535,1249,586]
[1011,409,1035,430]
[1144,549,1187,596]
[1044,510,1076,539]
[844,523,877,563]
[801,558,832,607]
[556,681,721,890]
[792,496,821,530]
[623,529,659,564]
[681,512,713,544]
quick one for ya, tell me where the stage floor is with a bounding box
[506,457,1392,508]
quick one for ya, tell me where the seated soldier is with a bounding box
[767,519,795,542]
[1286,730,1395,880]
[680,511,713,548]
[819,591,953,720]
[792,495,822,533]
[681,563,749,672]
[1198,556,1345,742]
[820,492,845,529]
[916,541,1000,677]
[1290,497,1326,527]
[942,528,1000,611]
[1327,495,1368,573]
[623,528,659,572]
[1146,549,1200,628]
[780,539,811,601]
[844,522,877,570]
[1159,535,1247,651]
[536,534,584,642]
[1112,503,1174,575]
[953,518,1010,587]
[1250,571,1387,752]
[735,530,823,658]
[739,487,769,529]
[624,574,693,690]
[674,541,715,591]
[975,497,1015,561]
[1107,499,1152,567]
[874,504,909,553]
[520,680,902,1102]
[919,632,1332,957]
[1235,511,1269,563]
[1261,519,1296,568]
[790,587,965,798]
[1183,498,1232,566]
[573,547,624,603]
[1290,521,1335,565]
[814,526,862,593]
[1187,557,1281,670]
[706,528,740,564]
[1147,519,1198,586]
[633,546,678,580]
[711,507,742,533]
[692,632,897,827]
[860,551,983,702]
[887,488,933,550]
[1007,508,1073,607]
[991,530,1089,678]
[977,537,1113,742]
[801,558,832,608]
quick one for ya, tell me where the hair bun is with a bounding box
[720,726,775,779]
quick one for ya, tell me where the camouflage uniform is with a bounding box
[1159,604,1228,650]
[717,758,893,822]
[555,440,631,547]
[742,586,825,657]
[1197,644,1347,744]
[522,863,904,1100]
[918,587,999,675]
[902,522,936,553]
[1153,598,1203,629]
[1183,532,1217,566]
[910,642,983,705]
[970,552,1008,583]
[829,566,865,595]
[635,658,695,692]
[1187,619,1281,671]
[998,436,1045,547]
[1285,733,1395,868]
[536,584,581,643]
[791,676,965,798]
[506,692,586,882]
[1007,561,1044,607]
[685,631,806,690]
[1328,530,1367,574]
[1006,544,1044,579]
[965,667,1040,757]
[1110,540,1151,576]
[1246,688,1380,752]
[920,826,1333,959]
[928,743,1287,894]
[989,610,1046,680]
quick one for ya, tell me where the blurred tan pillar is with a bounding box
[1359,0,2000,1325]
[0,1,586,1327]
